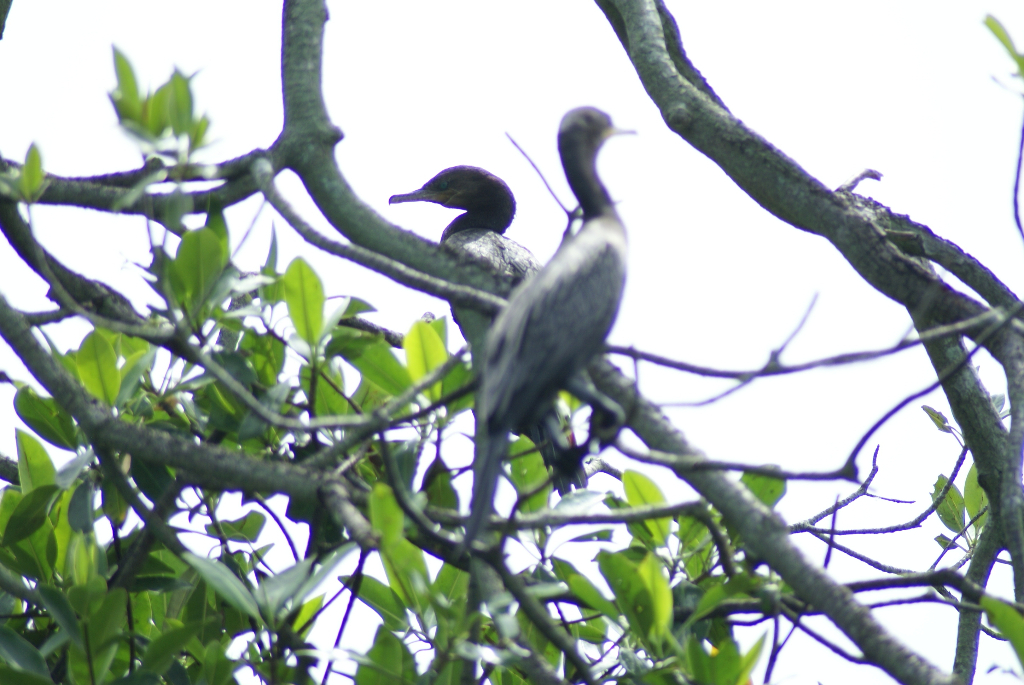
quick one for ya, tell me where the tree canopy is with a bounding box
[1,2,1024,685]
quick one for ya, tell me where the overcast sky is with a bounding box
[2,1,1024,683]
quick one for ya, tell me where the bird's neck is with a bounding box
[564,150,615,221]
[441,204,514,243]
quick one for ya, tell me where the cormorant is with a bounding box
[390,165,585,495]
[464,107,629,550]
[389,165,539,347]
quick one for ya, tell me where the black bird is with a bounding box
[464,107,629,550]
[390,165,585,495]
[389,166,539,350]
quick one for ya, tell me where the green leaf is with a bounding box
[146,81,172,138]
[15,386,77,450]
[300,364,350,417]
[382,539,429,618]
[342,297,376,318]
[67,482,94,533]
[597,550,658,651]
[932,475,966,534]
[348,342,412,397]
[20,144,45,203]
[431,563,468,607]
[201,640,238,685]
[190,114,211,153]
[283,257,325,348]
[204,206,229,250]
[429,316,447,347]
[508,435,550,514]
[982,594,1024,670]
[263,228,278,273]
[622,470,670,545]
[369,484,429,615]
[3,484,60,546]
[422,456,459,513]
[735,634,766,685]
[568,529,614,543]
[552,558,619,618]
[355,625,416,685]
[922,405,952,433]
[348,575,408,631]
[110,47,141,122]
[82,588,127,684]
[689,574,757,626]
[637,552,672,641]
[171,228,227,313]
[141,621,204,675]
[403,320,447,402]
[985,15,1024,77]
[964,463,988,534]
[370,483,404,548]
[205,511,265,542]
[292,594,323,639]
[741,470,786,509]
[0,625,51,679]
[37,585,83,648]
[182,553,260,621]
[0,666,54,685]
[168,70,193,136]
[77,332,120,405]
[16,429,56,492]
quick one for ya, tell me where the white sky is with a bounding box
[2,1,1024,683]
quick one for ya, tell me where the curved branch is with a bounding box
[0,288,375,548]
[589,357,954,685]
[275,0,534,302]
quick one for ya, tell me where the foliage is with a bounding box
[1,6,1024,685]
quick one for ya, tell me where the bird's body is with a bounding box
[465,107,629,550]
[443,228,539,285]
[390,166,585,494]
[479,215,626,432]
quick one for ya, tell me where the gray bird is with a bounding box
[390,165,585,495]
[464,107,629,550]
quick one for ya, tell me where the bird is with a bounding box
[389,165,586,495]
[463,106,629,551]
[389,165,538,350]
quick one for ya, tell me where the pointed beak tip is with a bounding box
[389,193,415,205]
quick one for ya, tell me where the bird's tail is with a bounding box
[462,427,510,552]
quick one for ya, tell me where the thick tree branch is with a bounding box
[0,286,375,547]
[275,0,536,305]
[589,358,955,685]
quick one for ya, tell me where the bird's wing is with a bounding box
[483,217,627,431]
[444,230,540,283]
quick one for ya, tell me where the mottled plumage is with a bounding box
[465,107,628,550]
[389,165,584,496]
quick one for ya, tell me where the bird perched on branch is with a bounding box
[390,165,585,495]
[463,106,630,550]
[389,166,538,349]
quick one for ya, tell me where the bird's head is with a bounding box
[557,107,631,168]
[389,166,516,235]
[557,107,632,220]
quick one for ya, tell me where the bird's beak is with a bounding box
[606,126,636,139]
[389,188,434,205]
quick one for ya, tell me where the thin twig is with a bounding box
[792,446,968,536]
[616,441,858,482]
[845,304,1022,468]
[506,133,570,215]
[794,446,881,529]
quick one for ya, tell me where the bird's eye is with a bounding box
[437,180,449,191]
